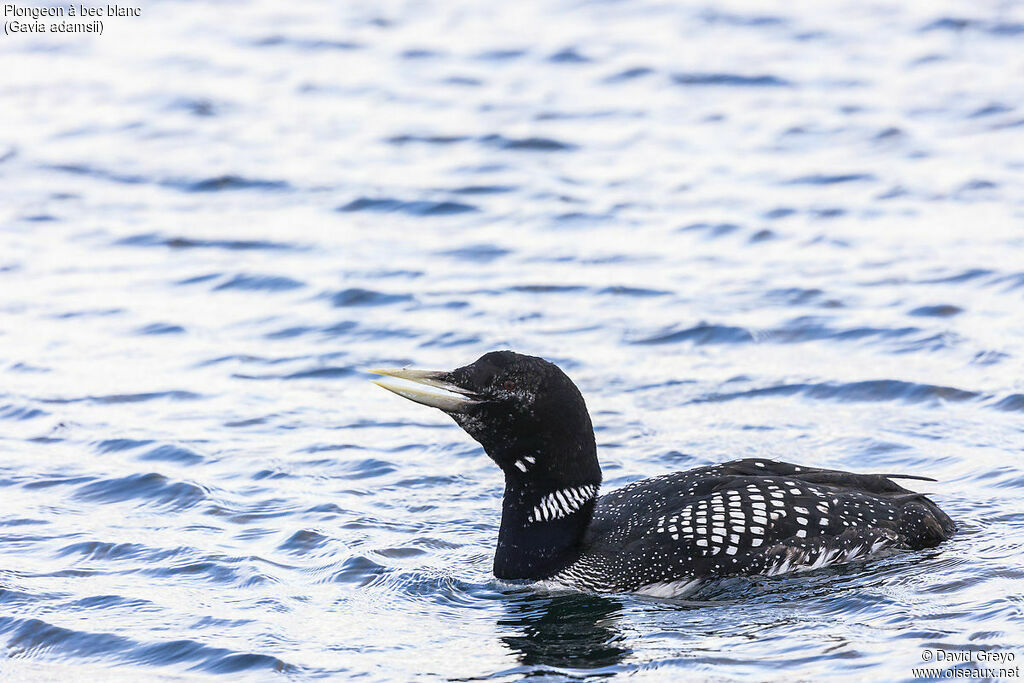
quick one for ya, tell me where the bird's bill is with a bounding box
[369,367,480,412]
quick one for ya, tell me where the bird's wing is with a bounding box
[576,460,953,591]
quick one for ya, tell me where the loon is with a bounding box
[370,351,955,597]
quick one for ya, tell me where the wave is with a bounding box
[73,473,208,511]
[0,617,298,674]
[338,197,479,215]
[691,379,980,405]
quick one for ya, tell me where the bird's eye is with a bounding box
[502,380,516,391]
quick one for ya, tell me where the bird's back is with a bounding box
[554,458,955,595]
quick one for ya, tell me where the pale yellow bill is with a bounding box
[369,368,480,412]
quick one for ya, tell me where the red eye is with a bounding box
[502,380,516,391]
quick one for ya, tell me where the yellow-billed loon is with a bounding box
[371,351,955,597]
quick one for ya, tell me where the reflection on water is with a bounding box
[499,592,630,673]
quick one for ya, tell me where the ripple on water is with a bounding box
[277,529,331,556]
[693,379,981,406]
[135,322,186,335]
[678,222,742,239]
[338,197,479,215]
[597,286,671,297]
[328,288,413,307]
[233,365,356,381]
[93,439,154,453]
[448,184,517,195]
[908,304,963,318]
[387,134,471,145]
[920,17,1024,36]
[73,473,208,511]
[478,134,577,151]
[138,558,271,587]
[115,232,301,251]
[757,317,922,345]
[421,331,481,348]
[22,476,95,490]
[212,274,306,292]
[332,458,398,481]
[42,391,202,405]
[55,541,176,563]
[437,244,512,263]
[43,164,292,194]
[785,173,877,185]
[992,394,1024,412]
[628,323,754,345]
[180,175,291,193]
[329,555,389,586]
[137,445,206,465]
[251,34,362,51]
[0,617,297,674]
[603,66,656,82]
[671,72,791,87]
[0,404,49,421]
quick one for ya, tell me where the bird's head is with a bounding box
[371,350,600,486]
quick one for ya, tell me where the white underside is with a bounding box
[528,540,895,599]
[633,578,704,598]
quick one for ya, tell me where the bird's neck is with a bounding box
[493,450,602,580]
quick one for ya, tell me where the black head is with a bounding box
[372,351,601,487]
[371,351,603,579]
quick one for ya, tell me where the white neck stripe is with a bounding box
[527,485,599,523]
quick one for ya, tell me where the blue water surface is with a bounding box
[2,0,1024,679]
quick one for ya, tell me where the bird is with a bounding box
[370,350,955,597]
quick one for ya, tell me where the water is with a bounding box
[2,0,1024,678]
